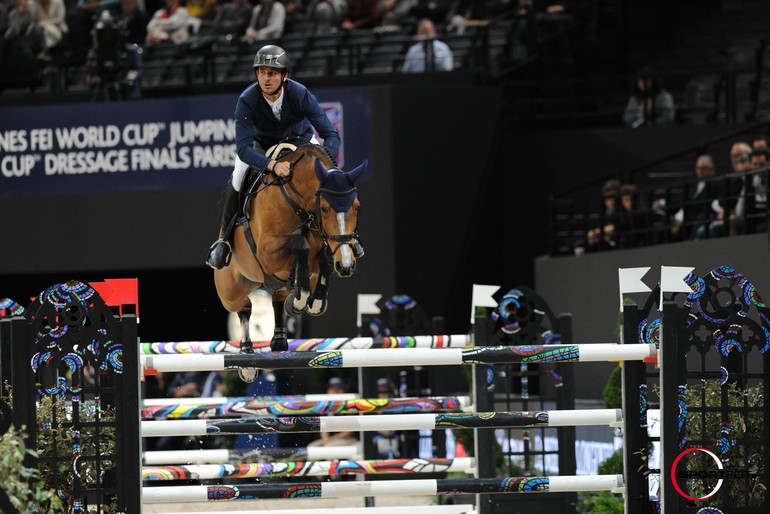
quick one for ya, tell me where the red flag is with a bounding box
[91,278,139,318]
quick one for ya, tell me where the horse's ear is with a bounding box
[346,159,368,184]
[314,157,329,183]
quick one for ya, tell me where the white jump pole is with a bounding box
[142,475,625,503]
[140,408,623,437]
[141,344,657,373]
[143,445,362,465]
[166,506,477,514]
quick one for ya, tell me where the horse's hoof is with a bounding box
[284,294,303,317]
[270,337,288,352]
[305,299,327,316]
[238,368,259,383]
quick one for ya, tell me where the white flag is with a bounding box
[471,284,500,324]
[357,294,382,329]
[618,267,651,308]
[660,266,695,307]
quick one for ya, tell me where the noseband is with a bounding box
[315,184,360,255]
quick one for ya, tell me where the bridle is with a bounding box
[314,183,361,256]
[267,154,361,256]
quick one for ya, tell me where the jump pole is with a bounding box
[143,445,362,465]
[141,334,473,354]
[141,395,472,419]
[142,393,360,407]
[140,408,623,437]
[142,457,476,480]
[141,344,657,373]
[167,506,477,514]
[142,475,625,503]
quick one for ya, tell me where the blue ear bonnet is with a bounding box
[315,158,368,213]
[319,171,358,212]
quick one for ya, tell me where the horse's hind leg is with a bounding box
[237,305,259,383]
[270,291,289,352]
[284,234,311,317]
[306,250,332,316]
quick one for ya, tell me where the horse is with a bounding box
[214,144,367,381]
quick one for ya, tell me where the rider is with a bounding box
[206,44,342,269]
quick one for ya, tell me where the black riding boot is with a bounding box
[206,183,240,269]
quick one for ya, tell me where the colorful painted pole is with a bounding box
[142,396,472,419]
[142,344,657,373]
[143,446,361,465]
[142,393,359,407]
[142,474,625,503]
[142,457,476,480]
[140,408,623,437]
[141,335,472,355]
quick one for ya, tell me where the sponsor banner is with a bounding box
[0,88,371,197]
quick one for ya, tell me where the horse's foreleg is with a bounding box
[237,306,259,382]
[306,250,332,316]
[284,234,311,317]
[270,292,289,352]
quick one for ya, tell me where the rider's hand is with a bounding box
[273,161,291,177]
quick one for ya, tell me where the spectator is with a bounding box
[308,377,358,447]
[722,141,752,236]
[75,0,120,48]
[734,148,769,233]
[582,178,620,253]
[145,0,190,45]
[752,134,769,151]
[85,9,143,100]
[211,0,253,38]
[186,0,217,22]
[378,0,415,31]
[402,18,452,73]
[4,0,47,61]
[372,377,401,458]
[605,183,644,249]
[35,0,67,51]
[244,0,285,42]
[307,0,341,31]
[623,67,676,128]
[341,0,378,29]
[117,0,148,45]
[671,154,724,240]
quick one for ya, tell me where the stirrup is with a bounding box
[206,238,232,269]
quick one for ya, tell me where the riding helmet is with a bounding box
[253,45,290,72]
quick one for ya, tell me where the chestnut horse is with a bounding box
[214,144,366,381]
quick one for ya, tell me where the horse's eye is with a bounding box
[321,206,329,214]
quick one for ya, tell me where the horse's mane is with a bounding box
[294,144,337,168]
